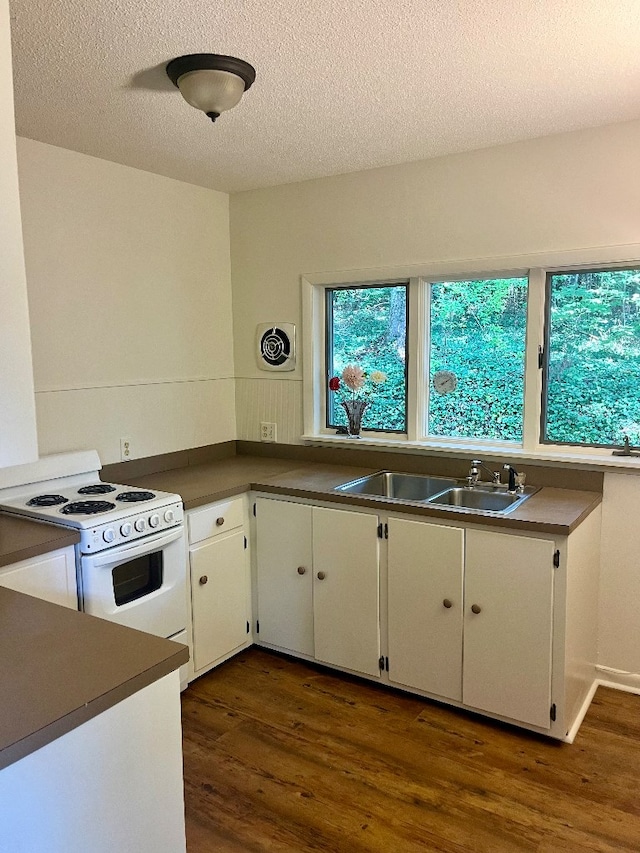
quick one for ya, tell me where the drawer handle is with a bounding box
[199,575,208,585]
[443,598,453,609]
[316,571,326,580]
[471,603,482,614]
[297,566,306,575]
[216,517,225,527]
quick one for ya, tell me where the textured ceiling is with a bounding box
[9,0,640,193]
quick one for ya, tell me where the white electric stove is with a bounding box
[0,451,188,668]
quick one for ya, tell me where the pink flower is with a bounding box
[328,376,341,391]
[341,364,365,392]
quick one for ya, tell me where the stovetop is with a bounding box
[0,452,185,554]
[1,482,180,528]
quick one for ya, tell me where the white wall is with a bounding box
[0,0,38,466]
[17,139,235,464]
[229,119,640,680]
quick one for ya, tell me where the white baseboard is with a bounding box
[595,667,640,694]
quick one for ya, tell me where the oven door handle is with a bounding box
[88,525,184,567]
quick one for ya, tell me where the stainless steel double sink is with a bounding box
[334,471,536,515]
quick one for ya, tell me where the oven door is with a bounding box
[79,526,187,639]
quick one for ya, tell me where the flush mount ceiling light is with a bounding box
[166,53,256,123]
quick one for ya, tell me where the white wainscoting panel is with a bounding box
[235,377,303,444]
[36,378,236,464]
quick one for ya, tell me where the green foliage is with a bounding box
[428,278,527,441]
[327,269,640,447]
[545,269,640,446]
[329,285,407,431]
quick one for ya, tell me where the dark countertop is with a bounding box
[0,587,189,770]
[114,455,602,536]
[0,514,80,568]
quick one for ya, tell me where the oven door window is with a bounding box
[112,551,163,606]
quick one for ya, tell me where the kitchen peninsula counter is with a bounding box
[110,452,602,536]
[0,513,79,568]
[0,586,188,770]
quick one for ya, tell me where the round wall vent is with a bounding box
[256,324,296,371]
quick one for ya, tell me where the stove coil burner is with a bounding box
[78,484,116,495]
[61,500,116,515]
[27,494,68,507]
[116,491,156,503]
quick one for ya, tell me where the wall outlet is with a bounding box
[260,422,277,442]
[120,437,132,462]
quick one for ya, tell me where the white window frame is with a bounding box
[301,244,640,469]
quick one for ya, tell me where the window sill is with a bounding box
[301,433,640,475]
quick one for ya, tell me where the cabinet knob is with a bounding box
[216,517,225,526]
[471,603,482,614]
[199,575,208,585]
[297,566,306,575]
[316,571,326,580]
[443,598,453,609]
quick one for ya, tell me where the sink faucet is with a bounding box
[467,460,501,487]
[503,464,521,493]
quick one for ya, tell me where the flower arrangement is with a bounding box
[328,364,387,437]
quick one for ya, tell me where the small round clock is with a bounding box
[433,370,457,395]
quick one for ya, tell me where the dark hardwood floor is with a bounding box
[181,648,640,852]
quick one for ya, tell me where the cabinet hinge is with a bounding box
[538,345,544,369]
[244,536,248,549]
[378,655,385,670]
[256,619,260,634]
[246,620,250,634]
[553,550,560,568]
[253,502,256,517]
[550,703,557,722]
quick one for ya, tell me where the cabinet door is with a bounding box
[0,547,77,609]
[190,529,249,672]
[312,506,380,677]
[255,499,314,656]
[463,529,554,729]
[387,518,464,701]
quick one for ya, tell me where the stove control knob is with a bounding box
[120,522,132,537]
[164,509,175,524]
[134,518,146,533]
[103,528,116,543]
[149,514,160,529]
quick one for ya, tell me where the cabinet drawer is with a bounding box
[188,497,245,544]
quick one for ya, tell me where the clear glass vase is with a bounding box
[341,399,369,438]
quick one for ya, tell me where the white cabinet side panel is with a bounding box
[0,672,186,853]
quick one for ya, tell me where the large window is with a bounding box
[326,283,407,432]
[543,267,640,447]
[308,258,640,455]
[427,277,528,442]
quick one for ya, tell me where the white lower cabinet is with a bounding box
[313,506,380,677]
[387,521,555,729]
[387,518,464,701]
[0,546,77,609]
[254,494,602,741]
[463,528,554,729]
[187,497,251,679]
[255,499,314,656]
[255,498,381,678]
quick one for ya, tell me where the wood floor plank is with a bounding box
[181,649,640,852]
